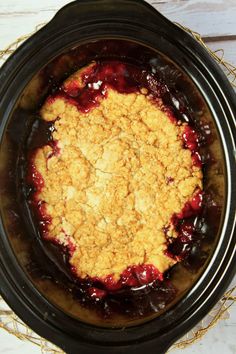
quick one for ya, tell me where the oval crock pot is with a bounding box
[0,1,235,353]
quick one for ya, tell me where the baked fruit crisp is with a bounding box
[27,61,203,299]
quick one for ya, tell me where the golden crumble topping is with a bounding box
[33,64,202,281]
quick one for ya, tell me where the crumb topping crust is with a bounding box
[31,62,202,282]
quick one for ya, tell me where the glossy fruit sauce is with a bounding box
[24,49,216,319]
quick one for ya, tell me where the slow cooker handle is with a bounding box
[65,339,173,354]
[47,0,175,33]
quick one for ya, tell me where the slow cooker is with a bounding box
[0,1,235,353]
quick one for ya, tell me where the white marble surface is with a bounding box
[0,1,235,353]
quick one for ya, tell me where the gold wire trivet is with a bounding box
[0,23,236,354]
[174,23,236,88]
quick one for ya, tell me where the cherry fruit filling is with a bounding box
[26,59,208,310]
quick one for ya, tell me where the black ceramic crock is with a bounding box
[0,1,235,353]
